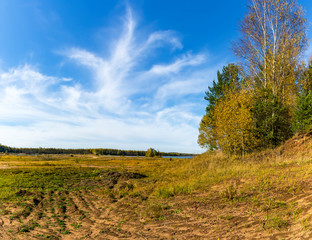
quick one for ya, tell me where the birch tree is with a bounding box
[233,0,307,106]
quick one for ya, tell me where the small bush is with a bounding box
[145,148,160,157]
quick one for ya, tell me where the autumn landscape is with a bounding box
[2,0,312,239]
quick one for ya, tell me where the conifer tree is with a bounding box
[293,91,312,133]
[198,64,241,150]
[302,62,312,92]
[253,88,292,148]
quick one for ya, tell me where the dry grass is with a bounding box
[1,135,312,239]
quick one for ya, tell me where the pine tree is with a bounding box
[303,62,312,92]
[198,64,241,150]
[293,91,312,133]
[204,64,241,114]
[253,89,292,148]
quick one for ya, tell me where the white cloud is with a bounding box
[0,8,221,153]
[146,31,183,50]
[62,77,72,82]
[149,53,205,75]
[154,79,205,104]
[66,49,104,69]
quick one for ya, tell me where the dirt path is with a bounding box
[1,173,312,239]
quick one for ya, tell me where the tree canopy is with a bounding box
[198,63,241,150]
[199,0,310,155]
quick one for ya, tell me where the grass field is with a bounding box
[1,135,312,239]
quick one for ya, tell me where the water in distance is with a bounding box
[162,156,194,159]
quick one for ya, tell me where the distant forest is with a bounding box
[0,144,194,157]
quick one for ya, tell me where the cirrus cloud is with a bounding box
[0,8,222,153]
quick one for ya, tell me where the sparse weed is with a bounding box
[263,213,289,230]
[147,202,170,220]
[221,184,238,200]
[71,223,82,229]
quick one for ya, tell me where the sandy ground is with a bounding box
[0,168,312,240]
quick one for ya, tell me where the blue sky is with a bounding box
[0,0,311,153]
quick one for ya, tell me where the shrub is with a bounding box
[145,148,160,157]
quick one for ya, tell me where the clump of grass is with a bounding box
[263,213,289,230]
[156,183,193,198]
[146,202,170,220]
[221,184,238,200]
[71,223,82,229]
[17,220,40,233]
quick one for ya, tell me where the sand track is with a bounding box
[1,169,312,239]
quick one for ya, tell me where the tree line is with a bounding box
[198,0,312,155]
[0,144,193,157]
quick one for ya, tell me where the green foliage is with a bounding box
[198,0,307,155]
[204,63,241,114]
[0,167,104,200]
[199,64,241,150]
[0,145,192,157]
[293,90,312,133]
[145,148,160,157]
[303,62,312,92]
[253,89,292,148]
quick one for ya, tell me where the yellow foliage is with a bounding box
[198,114,216,150]
[214,88,257,155]
[234,0,307,109]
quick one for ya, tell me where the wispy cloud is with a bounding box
[149,53,205,75]
[63,8,189,114]
[0,8,220,153]
[146,31,183,50]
